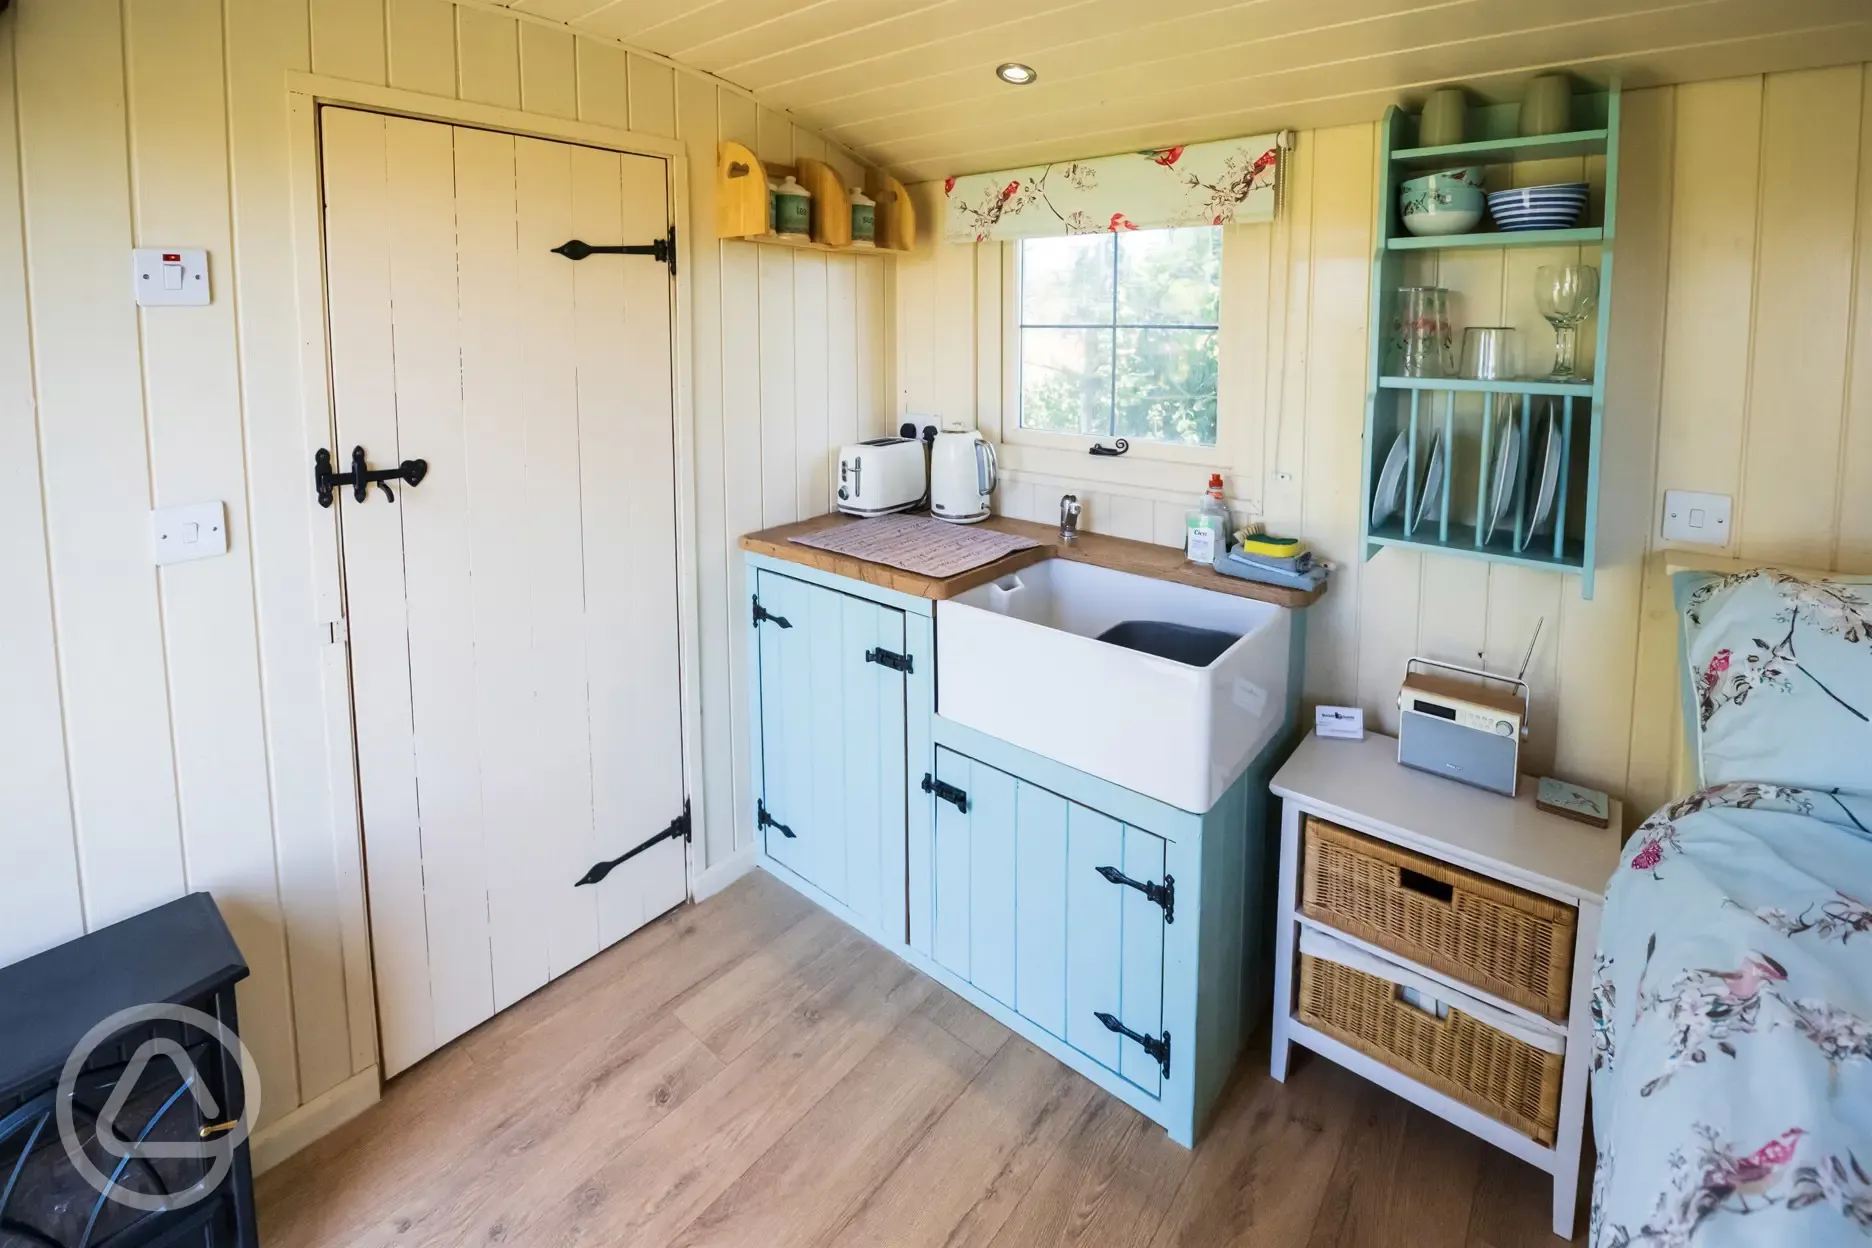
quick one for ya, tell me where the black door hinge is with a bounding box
[575,799,689,886]
[758,800,795,839]
[1096,865,1175,924]
[865,647,913,674]
[752,595,792,629]
[551,225,677,276]
[921,774,968,814]
[1095,1013,1171,1078]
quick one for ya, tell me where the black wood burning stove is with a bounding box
[0,894,259,1248]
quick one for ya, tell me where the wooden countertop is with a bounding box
[739,512,1327,609]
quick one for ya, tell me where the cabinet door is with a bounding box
[928,747,1166,1095]
[754,570,907,923]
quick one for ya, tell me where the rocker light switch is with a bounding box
[151,502,228,565]
[1661,490,1733,548]
[133,248,210,306]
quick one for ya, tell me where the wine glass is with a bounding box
[1534,265,1598,380]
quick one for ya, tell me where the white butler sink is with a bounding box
[937,559,1292,813]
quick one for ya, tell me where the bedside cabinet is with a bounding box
[1268,732,1620,1240]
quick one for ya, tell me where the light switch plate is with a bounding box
[151,502,228,565]
[132,248,210,306]
[1660,490,1733,548]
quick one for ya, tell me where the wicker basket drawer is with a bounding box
[1298,953,1563,1145]
[1300,816,1577,1020]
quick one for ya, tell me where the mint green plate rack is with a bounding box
[1360,83,1619,598]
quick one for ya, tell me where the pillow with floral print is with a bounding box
[1682,569,1872,794]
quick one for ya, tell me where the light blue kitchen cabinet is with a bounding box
[744,548,1306,1146]
[746,555,932,946]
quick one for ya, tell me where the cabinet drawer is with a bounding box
[928,747,1170,1096]
[1300,816,1577,1020]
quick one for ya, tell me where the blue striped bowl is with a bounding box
[1488,183,1587,230]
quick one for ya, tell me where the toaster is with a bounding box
[835,437,925,516]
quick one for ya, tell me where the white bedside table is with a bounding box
[1269,731,1621,1240]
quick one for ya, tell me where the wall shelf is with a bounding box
[1388,227,1602,252]
[716,140,915,254]
[1360,82,1619,599]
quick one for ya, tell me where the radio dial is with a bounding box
[1494,719,1514,736]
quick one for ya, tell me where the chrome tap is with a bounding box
[1059,493,1082,544]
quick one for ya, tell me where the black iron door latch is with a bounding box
[921,774,968,814]
[865,647,913,674]
[1096,865,1175,924]
[1095,1012,1171,1078]
[315,446,428,507]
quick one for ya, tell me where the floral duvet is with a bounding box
[1591,783,1872,1247]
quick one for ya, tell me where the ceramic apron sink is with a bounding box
[936,559,1292,812]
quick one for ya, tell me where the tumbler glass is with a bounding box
[1460,326,1519,381]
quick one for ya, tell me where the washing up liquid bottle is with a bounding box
[1185,473,1230,566]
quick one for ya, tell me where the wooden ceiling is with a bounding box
[494,0,1872,180]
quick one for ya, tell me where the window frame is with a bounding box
[998,233,1232,472]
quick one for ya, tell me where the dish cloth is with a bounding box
[790,515,1039,579]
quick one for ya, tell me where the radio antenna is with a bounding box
[1516,618,1544,682]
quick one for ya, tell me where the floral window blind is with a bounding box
[944,133,1284,243]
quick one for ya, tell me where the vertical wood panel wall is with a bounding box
[898,66,1872,827]
[0,0,887,1138]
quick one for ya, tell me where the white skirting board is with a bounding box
[691,843,758,902]
[250,1066,381,1176]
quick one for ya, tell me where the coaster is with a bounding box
[1536,778,1610,828]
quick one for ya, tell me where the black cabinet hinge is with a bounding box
[575,799,689,886]
[865,647,913,674]
[550,225,677,276]
[921,774,968,814]
[1096,866,1175,924]
[1095,1013,1171,1078]
[758,800,795,838]
[752,595,792,629]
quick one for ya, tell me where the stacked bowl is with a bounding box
[1398,166,1485,237]
[1485,182,1588,231]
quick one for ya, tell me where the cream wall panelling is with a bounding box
[0,0,886,1167]
[897,68,1872,831]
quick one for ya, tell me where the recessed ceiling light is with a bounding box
[995,62,1037,86]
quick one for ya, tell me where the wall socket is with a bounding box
[1660,490,1732,548]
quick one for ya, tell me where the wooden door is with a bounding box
[752,569,907,927]
[320,108,686,1077]
[929,747,1167,1095]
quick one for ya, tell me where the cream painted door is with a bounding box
[319,107,686,1077]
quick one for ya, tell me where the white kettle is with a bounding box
[929,425,996,523]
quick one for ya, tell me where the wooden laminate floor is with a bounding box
[257,872,1584,1247]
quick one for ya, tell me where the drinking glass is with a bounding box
[1460,327,1518,380]
[1534,265,1598,380]
[1391,286,1454,378]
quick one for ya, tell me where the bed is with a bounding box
[1590,566,1872,1246]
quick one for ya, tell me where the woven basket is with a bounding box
[1298,954,1562,1145]
[1300,817,1577,1020]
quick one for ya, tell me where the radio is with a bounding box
[1396,657,1529,797]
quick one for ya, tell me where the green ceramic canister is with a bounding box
[848,186,876,247]
[774,175,811,239]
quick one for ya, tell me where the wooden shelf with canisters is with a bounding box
[1268,731,1621,1241]
[716,140,915,254]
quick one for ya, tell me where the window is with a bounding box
[1016,226,1221,448]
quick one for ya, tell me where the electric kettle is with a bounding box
[929,425,996,523]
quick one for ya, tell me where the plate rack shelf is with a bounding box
[1360,83,1619,599]
[716,140,914,254]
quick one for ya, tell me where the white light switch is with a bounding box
[151,502,228,565]
[1661,490,1732,548]
[132,248,210,306]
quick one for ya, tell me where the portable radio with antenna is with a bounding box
[1395,622,1542,797]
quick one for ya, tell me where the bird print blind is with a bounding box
[943,133,1285,243]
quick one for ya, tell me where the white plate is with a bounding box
[1371,431,1409,527]
[1523,408,1563,549]
[1484,419,1521,546]
[1412,430,1445,534]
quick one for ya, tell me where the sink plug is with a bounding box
[1059,493,1082,544]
